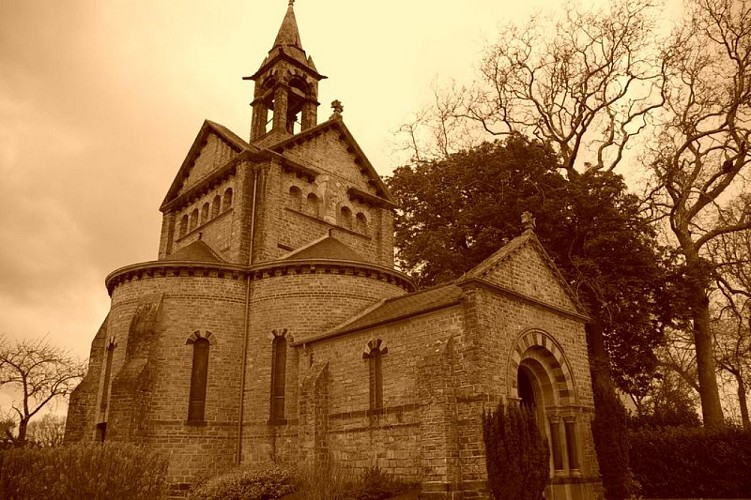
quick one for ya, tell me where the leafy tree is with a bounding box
[482,400,549,500]
[388,136,665,393]
[387,136,664,499]
[0,335,85,444]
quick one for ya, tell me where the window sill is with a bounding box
[185,420,207,426]
[268,418,288,426]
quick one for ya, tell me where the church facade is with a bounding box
[65,4,600,498]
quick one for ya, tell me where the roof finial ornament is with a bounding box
[288,0,294,6]
[521,211,535,232]
[331,100,344,118]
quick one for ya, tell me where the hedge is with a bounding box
[629,426,751,498]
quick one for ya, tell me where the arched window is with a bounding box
[188,337,210,422]
[100,342,115,412]
[223,188,233,211]
[270,332,287,423]
[363,339,387,412]
[355,212,368,234]
[200,202,210,225]
[211,195,221,218]
[289,186,302,211]
[339,206,353,230]
[190,209,199,231]
[179,215,188,238]
[306,193,320,217]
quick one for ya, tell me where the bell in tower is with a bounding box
[245,1,326,142]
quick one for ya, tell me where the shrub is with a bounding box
[482,401,549,500]
[629,425,751,498]
[354,466,419,500]
[292,459,356,500]
[285,461,419,500]
[0,442,168,499]
[189,461,297,500]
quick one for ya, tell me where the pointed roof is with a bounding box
[273,2,303,49]
[165,240,225,263]
[248,3,324,80]
[282,233,368,263]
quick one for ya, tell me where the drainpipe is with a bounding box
[236,166,259,464]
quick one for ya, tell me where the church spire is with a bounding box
[246,1,326,142]
[273,0,303,50]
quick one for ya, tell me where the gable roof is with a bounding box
[459,229,587,315]
[282,233,367,263]
[164,240,225,263]
[160,120,254,210]
[268,115,396,205]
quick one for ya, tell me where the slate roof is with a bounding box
[249,2,323,80]
[165,240,225,263]
[329,283,463,335]
[282,234,367,263]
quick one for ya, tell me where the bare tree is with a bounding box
[26,413,67,447]
[0,335,85,444]
[399,0,665,175]
[706,202,751,428]
[648,0,751,427]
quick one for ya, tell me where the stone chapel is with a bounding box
[65,3,600,498]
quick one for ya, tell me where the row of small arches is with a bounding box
[288,186,369,234]
[178,188,233,239]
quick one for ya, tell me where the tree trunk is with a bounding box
[735,373,750,430]
[692,297,725,427]
[17,417,28,444]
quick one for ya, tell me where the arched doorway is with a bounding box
[509,330,583,487]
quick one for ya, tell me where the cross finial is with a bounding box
[331,100,344,117]
[288,0,294,6]
[521,211,535,232]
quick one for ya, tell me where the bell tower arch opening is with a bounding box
[245,1,326,141]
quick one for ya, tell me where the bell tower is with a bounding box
[245,1,326,142]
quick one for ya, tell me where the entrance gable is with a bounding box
[461,232,584,317]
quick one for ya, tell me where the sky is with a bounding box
[2,0,586,364]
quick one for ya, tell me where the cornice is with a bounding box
[459,277,590,323]
[105,257,414,296]
[347,187,396,209]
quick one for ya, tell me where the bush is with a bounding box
[284,461,419,500]
[629,425,751,498]
[292,459,356,500]
[353,466,419,500]
[482,401,549,500]
[189,461,297,500]
[0,442,168,499]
